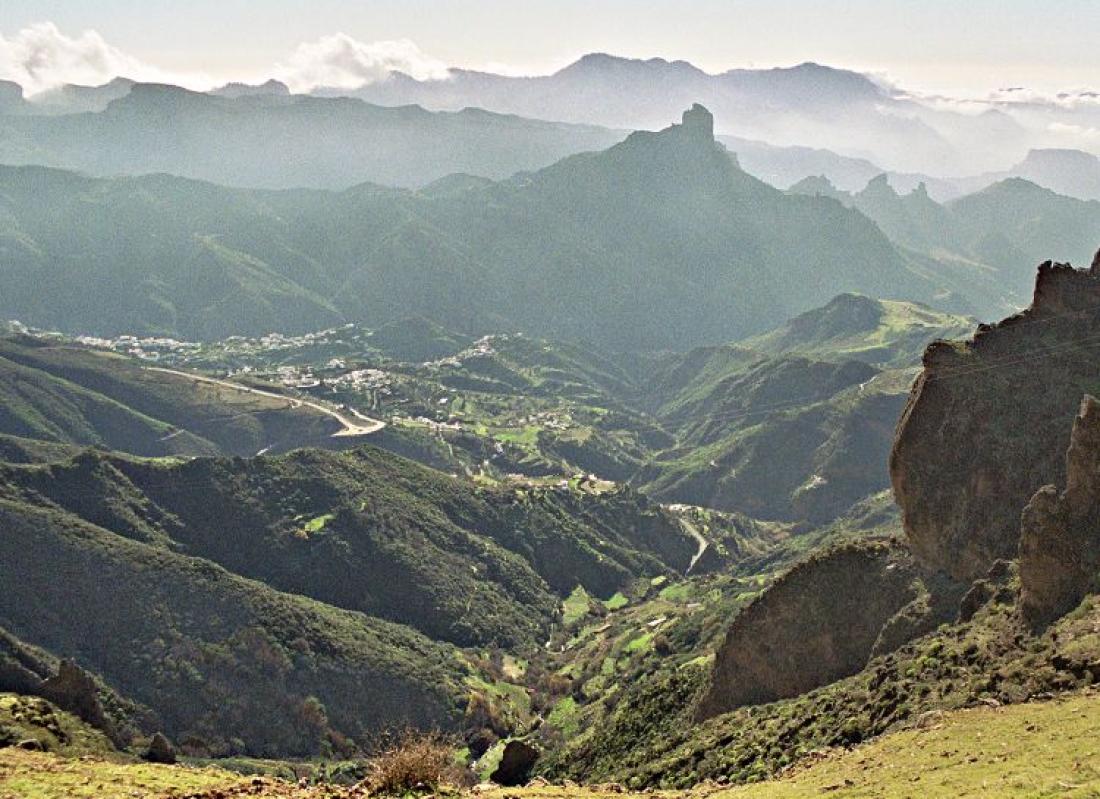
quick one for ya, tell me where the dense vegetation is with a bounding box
[0,494,468,757]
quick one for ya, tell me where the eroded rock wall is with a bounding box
[891,258,1100,581]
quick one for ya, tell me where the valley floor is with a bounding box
[3,690,1099,798]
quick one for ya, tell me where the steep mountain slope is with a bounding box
[0,494,468,756]
[0,437,700,755]
[639,365,911,522]
[0,107,993,349]
[543,260,1100,783]
[737,293,974,367]
[417,105,962,350]
[0,83,624,189]
[949,179,1100,291]
[631,295,974,521]
[0,446,695,648]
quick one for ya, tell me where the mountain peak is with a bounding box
[211,79,291,99]
[558,52,706,78]
[0,80,24,103]
[858,173,898,199]
[680,103,714,140]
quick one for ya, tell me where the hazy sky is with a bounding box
[2,0,1098,96]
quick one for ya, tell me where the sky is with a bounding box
[1,0,1098,97]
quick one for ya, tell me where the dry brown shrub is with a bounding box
[363,728,467,795]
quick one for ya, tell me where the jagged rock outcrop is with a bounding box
[1019,395,1100,627]
[39,660,109,734]
[677,103,714,139]
[891,256,1100,581]
[697,542,927,719]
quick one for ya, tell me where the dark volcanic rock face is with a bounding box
[696,542,923,719]
[891,257,1100,581]
[1020,395,1100,627]
[490,739,540,786]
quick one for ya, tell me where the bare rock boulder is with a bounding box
[38,659,107,732]
[144,732,177,764]
[1020,395,1100,627]
[696,542,926,720]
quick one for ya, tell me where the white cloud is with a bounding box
[274,33,449,92]
[0,21,209,95]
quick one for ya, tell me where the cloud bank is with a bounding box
[0,22,143,94]
[0,22,209,95]
[0,23,447,97]
[274,34,450,92]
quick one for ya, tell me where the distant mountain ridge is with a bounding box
[4,57,1100,199]
[0,82,624,189]
[314,52,1100,177]
[791,173,1100,299]
[957,148,1100,202]
[0,106,1005,349]
[325,54,968,174]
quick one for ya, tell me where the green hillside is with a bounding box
[738,293,974,367]
[625,296,973,520]
[0,446,696,647]
[8,689,1100,797]
[639,366,914,521]
[0,289,967,529]
[0,495,468,757]
[0,107,997,349]
[0,440,701,756]
[0,337,349,457]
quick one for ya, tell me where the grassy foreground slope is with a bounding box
[512,692,1100,798]
[3,691,1098,797]
[0,748,243,799]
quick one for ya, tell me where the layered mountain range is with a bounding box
[0,105,1024,349]
[4,41,1100,794]
[322,53,1090,178]
[4,54,1100,201]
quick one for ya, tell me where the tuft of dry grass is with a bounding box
[362,729,466,795]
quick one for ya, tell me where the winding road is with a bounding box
[147,367,385,437]
[681,518,710,574]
